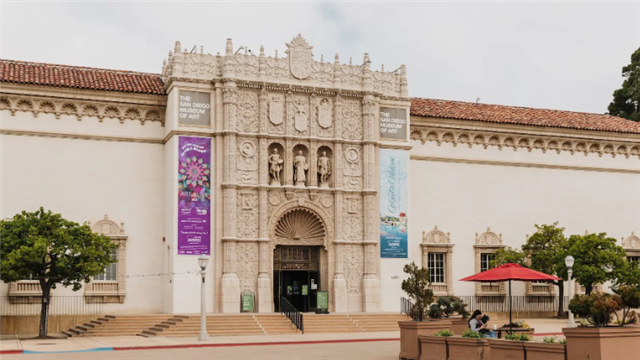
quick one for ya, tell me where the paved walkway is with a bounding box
[0,318,569,357]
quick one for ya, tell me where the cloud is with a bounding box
[1,2,638,113]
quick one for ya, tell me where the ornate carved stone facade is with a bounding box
[160,35,407,313]
[421,226,455,296]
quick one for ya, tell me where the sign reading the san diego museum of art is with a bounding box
[379,107,407,141]
[177,136,211,255]
[380,149,408,258]
[179,90,211,126]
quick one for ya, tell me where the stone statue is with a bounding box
[317,151,331,188]
[268,148,284,186]
[293,150,309,187]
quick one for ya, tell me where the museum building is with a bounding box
[1,35,639,315]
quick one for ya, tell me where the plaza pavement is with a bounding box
[0,318,568,359]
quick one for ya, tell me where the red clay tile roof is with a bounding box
[411,98,640,135]
[0,59,165,95]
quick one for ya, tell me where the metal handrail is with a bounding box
[280,296,303,334]
[401,297,418,320]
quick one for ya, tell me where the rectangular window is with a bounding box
[95,249,117,281]
[428,253,445,283]
[629,256,640,266]
[480,253,496,272]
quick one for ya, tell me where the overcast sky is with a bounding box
[2,1,639,114]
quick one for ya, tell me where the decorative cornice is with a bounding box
[0,129,163,144]
[411,155,640,174]
[0,93,166,125]
[410,125,640,159]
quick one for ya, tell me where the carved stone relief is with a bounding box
[236,90,259,133]
[237,242,259,293]
[286,34,314,80]
[291,96,309,134]
[342,99,363,140]
[343,196,364,241]
[343,244,363,294]
[237,191,259,238]
[343,145,363,189]
[310,97,334,139]
[237,137,258,184]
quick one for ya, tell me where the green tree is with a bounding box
[0,208,116,338]
[608,47,640,121]
[491,223,570,317]
[401,262,434,321]
[566,232,628,295]
[490,247,526,268]
[522,223,570,317]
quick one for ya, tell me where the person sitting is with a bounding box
[468,310,497,338]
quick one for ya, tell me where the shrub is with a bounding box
[433,329,454,337]
[505,320,530,328]
[543,336,557,343]
[612,285,640,326]
[559,339,566,344]
[569,292,620,327]
[428,296,470,319]
[504,333,531,341]
[462,329,484,339]
[401,262,434,321]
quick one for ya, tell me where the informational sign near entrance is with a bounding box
[380,149,408,258]
[241,292,254,312]
[177,136,211,255]
[302,285,308,296]
[317,291,328,310]
[178,90,211,126]
[380,107,407,141]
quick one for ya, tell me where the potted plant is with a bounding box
[499,320,535,337]
[428,296,471,335]
[419,329,453,360]
[523,336,567,360]
[399,263,452,360]
[564,288,640,360]
[487,333,529,360]
[446,330,490,360]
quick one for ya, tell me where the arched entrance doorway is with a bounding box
[272,208,327,312]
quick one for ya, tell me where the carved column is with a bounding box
[221,84,240,313]
[309,140,318,187]
[333,193,348,312]
[284,92,293,186]
[257,186,271,312]
[361,96,380,312]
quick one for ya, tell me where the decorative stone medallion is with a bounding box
[293,98,308,132]
[285,34,313,80]
[239,141,256,158]
[345,148,359,163]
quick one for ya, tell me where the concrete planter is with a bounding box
[523,342,566,360]
[563,326,640,360]
[399,320,453,360]
[446,336,490,360]
[487,338,526,360]
[450,317,470,336]
[418,335,449,360]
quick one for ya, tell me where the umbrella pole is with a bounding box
[509,279,512,334]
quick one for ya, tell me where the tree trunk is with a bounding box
[38,285,51,338]
[555,280,564,318]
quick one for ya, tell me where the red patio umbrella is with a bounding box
[460,263,562,333]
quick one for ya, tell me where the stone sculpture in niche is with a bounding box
[293,150,309,187]
[268,148,284,186]
[317,151,331,188]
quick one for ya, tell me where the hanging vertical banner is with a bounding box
[178,136,211,255]
[380,149,408,258]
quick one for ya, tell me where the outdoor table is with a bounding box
[496,327,533,339]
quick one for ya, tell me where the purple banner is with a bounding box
[178,136,211,255]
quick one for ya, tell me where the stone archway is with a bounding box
[261,200,335,312]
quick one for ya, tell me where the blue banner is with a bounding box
[380,149,408,258]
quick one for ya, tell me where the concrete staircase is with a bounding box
[302,314,362,333]
[255,314,300,335]
[142,315,265,337]
[348,313,411,332]
[63,315,178,337]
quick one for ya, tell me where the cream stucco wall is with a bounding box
[0,110,166,314]
[379,133,640,312]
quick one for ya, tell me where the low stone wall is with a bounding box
[1,315,101,335]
